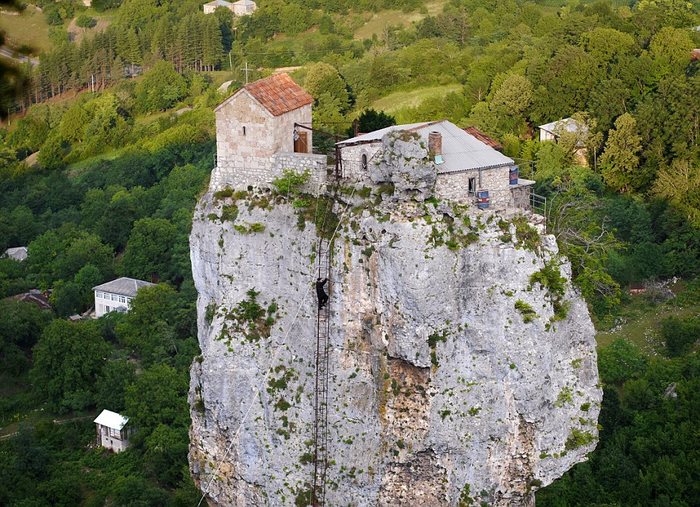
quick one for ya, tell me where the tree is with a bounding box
[124,363,189,435]
[27,225,114,287]
[37,133,69,170]
[134,61,187,113]
[355,109,396,135]
[76,15,97,29]
[0,300,53,375]
[115,284,177,363]
[30,320,110,412]
[600,113,642,192]
[597,339,647,385]
[647,26,695,79]
[304,62,350,113]
[144,424,189,486]
[661,316,700,357]
[95,359,136,412]
[120,218,177,281]
[653,159,700,228]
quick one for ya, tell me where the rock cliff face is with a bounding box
[189,185,601,506]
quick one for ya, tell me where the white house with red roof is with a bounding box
[212,73,326,190]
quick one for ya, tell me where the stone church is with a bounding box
[211,74,535,211]
[211,72,327,190]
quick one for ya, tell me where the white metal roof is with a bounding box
[204,0,232,6]
[337,120,514,174]
[538,117,584,135]
[94,409,129,430]
[93,277,155,297]
[3,246,28,261]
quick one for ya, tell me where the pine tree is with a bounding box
[601,113,643,193]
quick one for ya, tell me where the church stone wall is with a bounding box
[212,91,314,191]
[435,166,512,208]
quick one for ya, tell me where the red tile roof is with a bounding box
[244,73,313,116]
[464,126,503,151]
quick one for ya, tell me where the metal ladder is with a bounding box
[312,238,331,506]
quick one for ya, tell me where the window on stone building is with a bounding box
[243,126,246,136]
[361,154,368,171]
[468,177,476,195]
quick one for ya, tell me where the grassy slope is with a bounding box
[370,83,461,115]
[0,5,51,54]
[353,0,447,40]
[596,290,700,354]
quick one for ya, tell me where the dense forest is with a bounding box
[0,0,699,504]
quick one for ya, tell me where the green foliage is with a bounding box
[601,113,643,193]
[30,320,111,412]
[37,133,69,170]
[219,288,277,343]
[115,284,194,366]
[0,300,53,376]
[272,169,311,195]
[120,218,177,281]
[661,316,700,357]
[135,61,188,113]
[304,62,350,112]
[564,428,595,450]
[515,300,537,324]
[76,15,97,29]
[124,363,189,435]
[598,339,648,385]
[354,108,396,136]
[27,224,115,287]
[428,329,448,367]
[512,216,541,252]
[529,259,569,320]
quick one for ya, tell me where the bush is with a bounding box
[661,316,700,357]
[76,15,97,28]
[515,300,537,323]
[272,169,311,195]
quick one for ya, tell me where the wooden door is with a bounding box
[294,130,308,153]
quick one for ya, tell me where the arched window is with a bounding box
[361,153,368,171]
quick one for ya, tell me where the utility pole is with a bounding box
[241,61,250,84]
[228,51,232,71]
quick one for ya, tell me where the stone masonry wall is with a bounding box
[338,143,382,182]
[210,152,327,192]
[212,90,315,191]
[271,152,328,191]
[216,91,273,164]
[435,166,512,208]
[341,142,517,208]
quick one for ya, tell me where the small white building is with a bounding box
[203,0,256,15]
[538,117,586,143]
[211,72,326,190]
[93,277,155,318]
[538,117,589,165]
[3,246,28,261]
[336,120,534,209]
[94,409,132,453]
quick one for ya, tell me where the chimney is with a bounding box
[428,131,442,156]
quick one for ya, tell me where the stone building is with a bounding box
[94,409,132,453]
[93,277,155,318]
[203,0,256,15]
[211,73,326,190]
[336,120,534,209]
